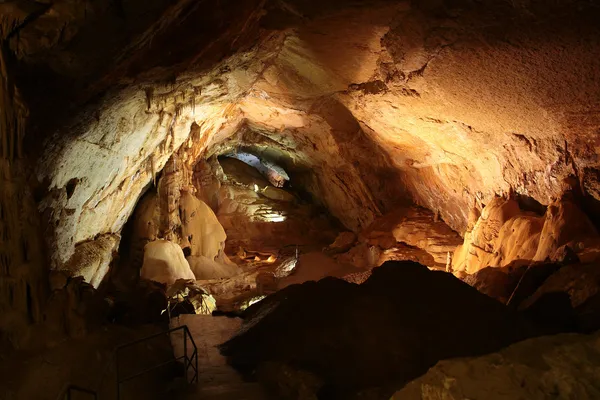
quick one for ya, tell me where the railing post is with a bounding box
[195,341,198,384]
[111,324,198,395]
[116,349,120,400]
[183,327,188,383]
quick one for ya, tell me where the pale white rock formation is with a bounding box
[129,182,233,281]
[179,191,227,260]
[140,240,195,286]
[187,255,240,280]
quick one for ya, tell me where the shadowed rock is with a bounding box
[220,260,541,398]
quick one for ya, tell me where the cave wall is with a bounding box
[248,1,600,232]
[36,87,243,269]
[0,18,48,344]
[3,0,598,283]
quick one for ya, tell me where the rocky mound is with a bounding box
[219,261,541,399]
[520,262,600,333]
[462,265,527,304]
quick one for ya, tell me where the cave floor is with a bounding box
[171,314,266,400]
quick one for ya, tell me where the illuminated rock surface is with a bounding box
[390,332,600,400]
[140,240,195,286]
[452,192,600,275]
[15,0,598,281]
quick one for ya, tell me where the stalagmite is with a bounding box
[157,154,184,240]
[141,240,196,286]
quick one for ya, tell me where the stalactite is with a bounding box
[175,103,183,118]
[144,87,154,110]
[151,154,157,187]
[192,86,201,115]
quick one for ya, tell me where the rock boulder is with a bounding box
[220,261,539,398]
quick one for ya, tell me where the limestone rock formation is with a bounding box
[193,157,223,211]
[452,193,600,275]
[277,252,359,289]
[0,19,48,346]
[42,277,108,343]
[452,195,532,274]
[3,0,600,367]
[214,156,339,253]
[220,261,539,398]
[140,240,195,286]
[157,154,188,240]
[128,160,236,282]
[534,194,600,263]
[390,332,600,400]
[328,206,462,271]
[61,234,119,288]
[361,207,462,268]
[324,231,357,254]
[0,160,48,347]
[128,191,161,274]
[179,191,226,260]
[187,255,240,281]
[335,242,383,270]
[5,0,595,296]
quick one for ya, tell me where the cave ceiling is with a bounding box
[2,0,600,268]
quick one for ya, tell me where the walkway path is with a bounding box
[170,314,267,400]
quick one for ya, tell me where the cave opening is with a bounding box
[2,0,600,399]
[223,151,290,189]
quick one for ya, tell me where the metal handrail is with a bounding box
[58,384,98,400]
[115,324,198,400]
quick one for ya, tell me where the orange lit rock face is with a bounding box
[361,207,463,268]
[16,1,600,282]
[452,192,600,275]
